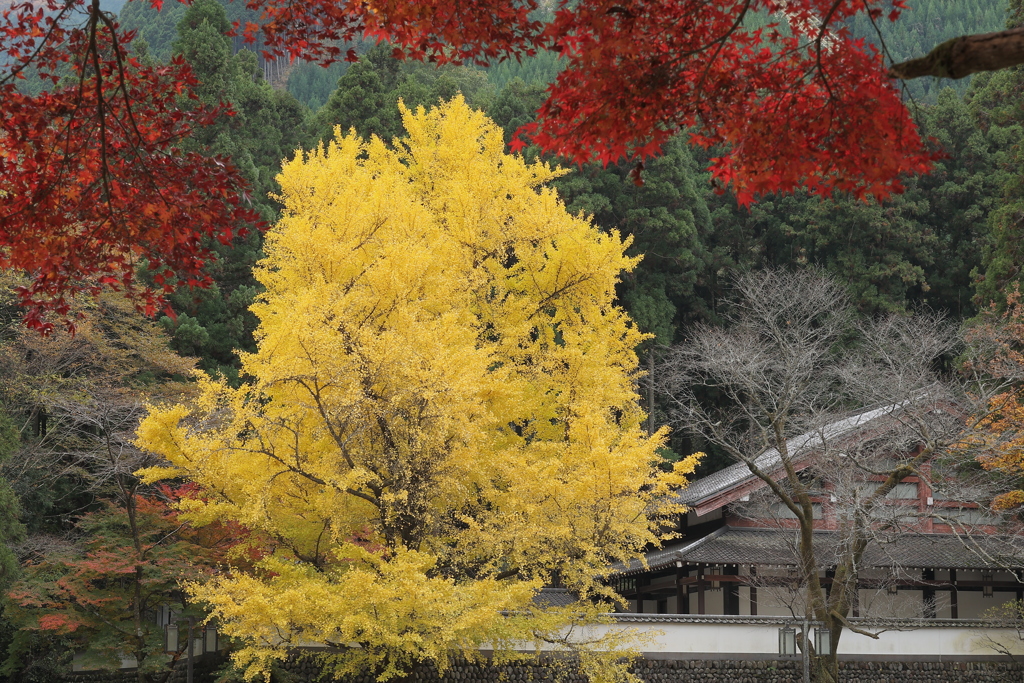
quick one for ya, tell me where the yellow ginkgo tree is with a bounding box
[136,96,699,682]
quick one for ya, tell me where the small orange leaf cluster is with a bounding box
[965,287,1024,510]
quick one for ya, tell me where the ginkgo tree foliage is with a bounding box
[136,97,699,681]
[4,0,1020,328]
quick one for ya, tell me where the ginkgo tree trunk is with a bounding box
[137,97,699,682]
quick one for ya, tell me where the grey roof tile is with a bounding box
[532,587,579,607]
[615,527,1024,575]
[675,404,901,507]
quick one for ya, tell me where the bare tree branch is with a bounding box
[655,269,1017,683]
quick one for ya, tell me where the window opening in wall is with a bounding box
[886,482,919,499]
[779,627,796,656]
[814,628,831,656]
[922,569,936,619]
[771,502,822,519]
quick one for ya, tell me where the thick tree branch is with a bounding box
[829,610,880,639]
[889,27,1024,80]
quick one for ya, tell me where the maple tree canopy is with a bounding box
[1,0,1019,327]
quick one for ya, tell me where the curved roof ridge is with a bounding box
[675,402,907,508]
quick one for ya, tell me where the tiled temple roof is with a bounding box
[532,587,578,607]
[675,404,900,509]
[614,527,1024,575]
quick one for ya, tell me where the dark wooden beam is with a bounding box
[697,567,706,615]
[950,569,958,620]
[749,565,758,616]
[675,567,688,615]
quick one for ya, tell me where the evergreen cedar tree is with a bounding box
[2,0,1023,331]
[136,97,700,680]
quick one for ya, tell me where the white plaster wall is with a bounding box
[857,589,925,619]
[217,617,1024,660]
[703,589,724,615]
[681,587,728,614]
[739,585,751,616]
[933,591,953,619]
[750,585,833,618]
[576,621,782,655]
[857,588,951,619]
[835,623,1024,657]
[958,590,1015,620]
[577,619,1024,658]
[756,589,798,617]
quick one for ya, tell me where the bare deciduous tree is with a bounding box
[656,269,1019,683]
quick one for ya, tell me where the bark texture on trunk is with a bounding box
[889,27,1024,80]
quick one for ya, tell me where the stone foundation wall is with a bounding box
[275,656,1024,683]
[65,656,1024,683]
[66,654,224,683]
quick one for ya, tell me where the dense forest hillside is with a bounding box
[108,0,1024,450]
[114,0,1007,107]
[850,0,1008,101]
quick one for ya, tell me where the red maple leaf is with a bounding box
[2,0,938,331]
[37,613,86,633]
[1,0,261,333]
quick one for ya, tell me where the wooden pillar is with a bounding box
[749,565,758,616]
[950,569,958,620]
[676,567,688,614]
[923,569,936,619]
[724,565,740,615]
[697,565,706,615]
